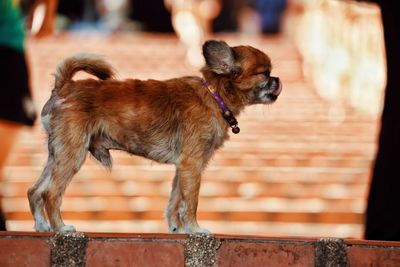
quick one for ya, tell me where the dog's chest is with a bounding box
[203,116,228,152]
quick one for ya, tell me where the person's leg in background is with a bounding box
[0,46,36,231]
[0,122,23,230]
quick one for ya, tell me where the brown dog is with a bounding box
[27,40,282,233]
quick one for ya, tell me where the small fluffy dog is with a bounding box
[28,40,282,233]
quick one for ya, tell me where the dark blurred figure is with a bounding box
[212,0,244,32]
[365,0,400,241]
[129,0,174,32]
[254,0,287,34]
[57,0,100,27]
[212,0,287,33]
[57,0,88,23]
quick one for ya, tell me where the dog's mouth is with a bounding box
[256,76,282,103]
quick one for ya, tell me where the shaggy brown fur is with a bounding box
[27,40,282,233]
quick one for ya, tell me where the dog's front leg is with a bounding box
[173,158,210,234]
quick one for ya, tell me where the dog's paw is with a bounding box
[193,227,211,234]
[34,221,51,232]
[58,225,76,233]
[185,227,211,234]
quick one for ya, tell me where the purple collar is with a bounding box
[202,79,240,134]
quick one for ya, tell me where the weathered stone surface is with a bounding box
[50,232,88,267]
[184,234,221,267]
[315,238,347,267]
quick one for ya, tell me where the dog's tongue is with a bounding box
[273,80,283,96]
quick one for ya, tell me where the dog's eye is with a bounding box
[257,70,270,77]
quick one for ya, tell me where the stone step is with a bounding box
[4,194,365,230]
[1,180,367,199]
[3,165,371,185]
[6,152,373,169]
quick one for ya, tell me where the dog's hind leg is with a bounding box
[27,156,54,232]
[43,168,78,232]
[42,133,90,232]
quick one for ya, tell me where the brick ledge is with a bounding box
[1,232,400,266]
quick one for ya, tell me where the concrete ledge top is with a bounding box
[2,231,400,246]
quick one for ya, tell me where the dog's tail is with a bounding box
[54,52,116,91]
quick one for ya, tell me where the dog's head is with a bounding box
[202,40,282,105]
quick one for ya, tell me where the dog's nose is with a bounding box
[271,77,282,96]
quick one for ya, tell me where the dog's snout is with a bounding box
[270,77,282,96]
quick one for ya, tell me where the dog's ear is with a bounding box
[203,40,237,75]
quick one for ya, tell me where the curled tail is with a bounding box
[54,52,116,91]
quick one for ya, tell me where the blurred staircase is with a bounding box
[1,33,378,238]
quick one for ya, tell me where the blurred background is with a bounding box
[1,0,385,238]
